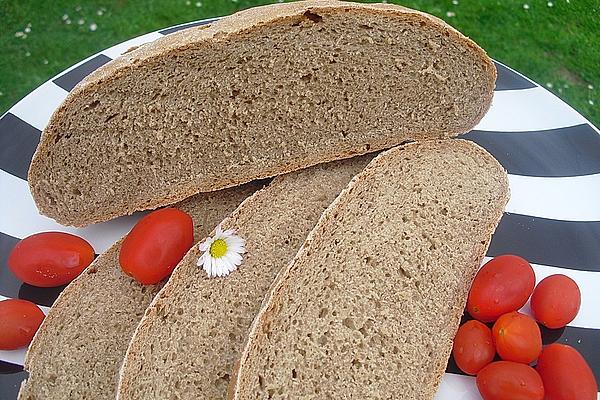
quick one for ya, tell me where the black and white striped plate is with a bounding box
[1,18,599,400]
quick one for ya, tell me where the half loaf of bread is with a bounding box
[116,155,372,400]
[29,0,496,226]
[230,140,509,399]
[18,183,258,400]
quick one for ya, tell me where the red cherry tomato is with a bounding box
[467,255,535,323]
[477,361,544,400]
[452,320,495,375]
[8,232,95,287]
[0,299,45,350]
[492,311,541,364]
[536,344,597,400]
[530,274,581,329]
[119,208,194,285]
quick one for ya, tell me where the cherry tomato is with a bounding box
[467,255,535,323]
[530,274,581,329]
[8,232,95,287]
[0,299,45,350]
[119,208,194,285]
[492,311,541,364]
[477,361,544,400]
[452,320,495,375]
[536,344,597,400]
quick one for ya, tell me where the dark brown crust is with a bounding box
[28,0,496,227]
[229,139,509,399]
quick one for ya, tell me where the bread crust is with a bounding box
[28,0,496,227]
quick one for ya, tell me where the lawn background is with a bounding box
[1,0,598,126]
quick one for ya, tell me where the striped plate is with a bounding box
[1,17,599,400]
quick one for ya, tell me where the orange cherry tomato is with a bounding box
[477,361,544,400]
[8,232,95,287]
[492,311,541,364]
[467,255,535,323]
[119,208,194,285]
[536,344,597,400]
[530,274,581,329]
[0,299,45,350]
[452,320,495,375]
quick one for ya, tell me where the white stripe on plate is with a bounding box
[435,373,479,400]
[0,170,143,253]
[475,87,587,132]
[480,257,600,330]
[101,32,164,59]
[0,294,48,367]
[7,81,68,131]
[506,173,600,222]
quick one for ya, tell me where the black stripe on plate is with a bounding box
[494,61,537,91]
[463,124,600,177]
[487,213,600,272]
[0,361,23,374]
[0,362,26,400]
[158,18,217,35]
[0,113,41,180]
[52,54,112,92]
[0,232,66,307]
[447,318,600,389]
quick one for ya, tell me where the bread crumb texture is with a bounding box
[232,140,509,400]
[116,156,372,400]
[17,183,257,400]
[29,0,495,226]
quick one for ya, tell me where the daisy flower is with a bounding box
[197,225,245,277]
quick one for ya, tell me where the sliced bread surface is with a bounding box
[116,155,372,400]
[29,0,496,226]
[230,140,509,400]
[17,183,258,400]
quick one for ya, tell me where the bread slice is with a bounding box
[230,140,509,400]
[17,183,258,400]
[116,155,372,400]
[28,0,496,227]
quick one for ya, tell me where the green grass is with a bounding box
[1,0,598,126]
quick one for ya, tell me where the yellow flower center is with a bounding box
[209,239,228,258]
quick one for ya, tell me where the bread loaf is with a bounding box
[18,183,258,400]
[230,140,509,399]
[116,156,372,400]
[28,0,496,226]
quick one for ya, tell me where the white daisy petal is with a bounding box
[227,242,245,253]
[224,228,236,236]
[216,224,223,236]
[221,254,236,269]
[228,252,243,266]
[203,256,212,274]
[215,259,227,276]
[227,244,244,254]
[199,238,213,251]
[226,244,244,254]
[227,235,244,246]
[220,256,231,267]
